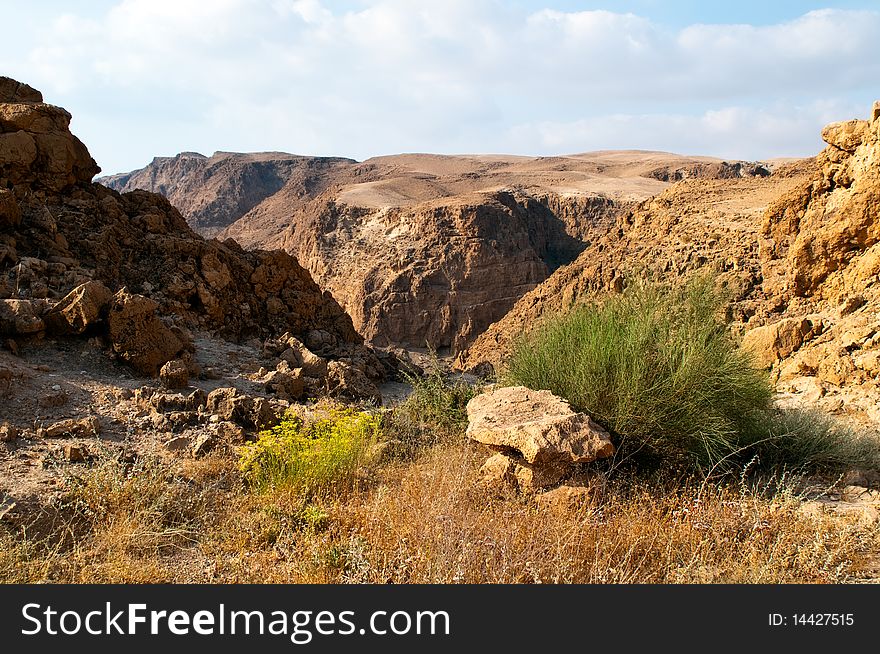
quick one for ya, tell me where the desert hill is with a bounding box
[105,148,771,352]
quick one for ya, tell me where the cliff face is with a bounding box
[457,164,817,372]
[0,77,360,350]
[101,151,356,238]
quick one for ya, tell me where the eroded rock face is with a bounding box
[0,78,99,192]
[0,77,367,381]
[763,109,880,298]
[466,386,614,465]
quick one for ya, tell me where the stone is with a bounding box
[37,416,100,439]
[0,189,21,229]
[535,485,594,513]
[326,360,382,404]
[0,422,19,442]
[821,120,870,153]
[149,389,206,413]
[741,318,812,368]
[479,451,567,494]
[191,433,215,458]
[159,358,189,389]
[263,364,304,400]
[106,289,184,375]
[465,386,614,466]
[44,281,112,335]
[62,444,87,463]
[205,387,283,429]
[214,421,246,444]
[163,436,191,452]
[0,299,45,336]
[278,334,328,378]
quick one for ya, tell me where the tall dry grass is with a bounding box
[2,440,877,584]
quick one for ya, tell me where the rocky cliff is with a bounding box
[0,77,365,368]
[102,151,356,237]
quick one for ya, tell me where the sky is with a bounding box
[2,1,879,175]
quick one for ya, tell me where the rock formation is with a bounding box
[102,151,355,237]
[466,386,614,493]
[0,76,379,394]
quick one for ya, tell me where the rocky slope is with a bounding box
[461,101,880,426]
[0,77,411,402]
[110,148,773,352]
[102,151,355,237]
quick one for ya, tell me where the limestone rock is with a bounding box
[0,299,45,336]
[535,485,594,513]
[466,386,614,466]
[0,189,21,228]
[821,120,871,153]
[0,422,19,442]
[206,387,283,430]
[479,452,567,494]
[106,289,184,375]
[159,358,189,389]
[326,360,382,404]
[37,416,100,439]
[44,281,112,335]
[191,433,215,458]
[263,363,304,400]
[741,318,812,368]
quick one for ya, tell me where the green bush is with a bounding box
[752,409,880,472]
[505,278,775,470]
[239,408,380,496]
[387,363,479,450]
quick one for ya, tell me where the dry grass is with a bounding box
[2,440,878,584]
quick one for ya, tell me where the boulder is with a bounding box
[466,386,614,466]
[479,452,568,494]
[326,360,382,404]
[0,299,45,336]
[0,189,21,228]
[263,363,304,400]
[205,387,283,430]
[0,422,19,442]
[191,433,215,458]
[278,334,328,378]
[821,119,871,153]
[44,281,112,335]
[159,358,189,389]
[106,289,184,375]
[37,416,100,439]
[741,318,812,368]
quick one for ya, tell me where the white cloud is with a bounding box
[3,1,878,172]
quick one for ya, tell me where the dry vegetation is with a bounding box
[2,435,878,584]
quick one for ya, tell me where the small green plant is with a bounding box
[505,277,774,470]
[388,360,480,450]
[239,407,381,496]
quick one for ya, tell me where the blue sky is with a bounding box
[2,1,879,174]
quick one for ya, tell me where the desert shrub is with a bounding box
[505,277,775,470]
[386,363,479,450]
[751,409,880,472]
[239,407,380,496]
